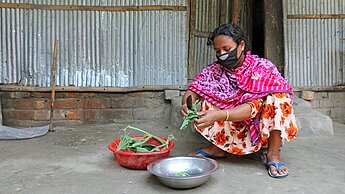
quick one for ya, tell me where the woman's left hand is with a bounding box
[194,110,219,129]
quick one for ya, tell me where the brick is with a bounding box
[66,92,97,98]
[34,110,51,121]
[1,99,15,109]
[133,106,170,120]
[1,92,31,99]
[30,92,65,99]
[30,92,50,98]
[0,92,13,99]
[50,99,79,109]
[2,110,14,120]
[14,99,46,110]
[100,109,133,120]
[12,110,35,120]
[53,110,67,120]
[137,97,166,108]
[83,110,98,121]
[67,110,83,120]
[128,92,164,98]
[80,99,110,109]
[3,120,49,127]
[12,92,30,98]
[98,93,122,98]
[111,96,139,108]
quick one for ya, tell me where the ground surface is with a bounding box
[1,121,345,194]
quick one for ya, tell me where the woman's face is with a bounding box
[213,35,245,58]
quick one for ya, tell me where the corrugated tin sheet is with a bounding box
[0,0,188,87]
[283,0,344,87]
[191,0,253,78]
[195,0,219,32]
[193,37,216,74]
[192,0,219,76]
[0,0,187,6]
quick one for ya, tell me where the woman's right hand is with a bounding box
[181,103,189,117]
[180,90,199,117]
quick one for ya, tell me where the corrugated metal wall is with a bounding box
[0,0,188,87]
[283,0,344,87]
[192,0,220,76]
[191,0,253,79]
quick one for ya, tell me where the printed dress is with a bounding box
[194,93,298,155]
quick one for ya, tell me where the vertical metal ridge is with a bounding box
[284,0,344,87]
[0,0,188,87]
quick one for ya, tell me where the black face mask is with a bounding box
[216,47,243,69]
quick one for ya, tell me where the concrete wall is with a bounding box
[294,91,345,124]
[0,91,171,127]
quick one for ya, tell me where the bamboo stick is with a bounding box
[187,0,197,82]
[49,39,58,132]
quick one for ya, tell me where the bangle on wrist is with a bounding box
[224,109,229,121]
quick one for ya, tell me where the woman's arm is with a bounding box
[220,103,252,122]
[194,103,252,129]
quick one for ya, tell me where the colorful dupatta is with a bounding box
[188,51,293,145]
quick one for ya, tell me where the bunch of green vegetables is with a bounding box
[116,125,175,153]
[180,99,201,130]
[175,172,190,177]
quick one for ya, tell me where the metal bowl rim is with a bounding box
[147,156,220,180]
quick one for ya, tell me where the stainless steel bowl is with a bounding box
[147,156,220,189]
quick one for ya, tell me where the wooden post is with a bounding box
[232,0,239,24]
[219,0,228,25]
[187,0,196,82]
[49,39,58,131]
[263,0,285,74]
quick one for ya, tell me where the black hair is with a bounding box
[207,23,250,52]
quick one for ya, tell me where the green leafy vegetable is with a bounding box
[175,172,190,177]
[180,100,201,130]
[116,125,175,153]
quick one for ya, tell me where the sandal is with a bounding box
[191,149,226,159]
[266,161,289,179]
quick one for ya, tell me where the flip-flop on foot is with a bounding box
[266,161,289,179]
[191,149,226,159]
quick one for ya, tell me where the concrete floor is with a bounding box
[1,121,345,194]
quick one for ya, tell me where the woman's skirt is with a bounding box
[194,93,298,155]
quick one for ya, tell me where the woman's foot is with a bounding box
[266,152,289,178]
[189,144,226,159]
[266,130,289,178]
